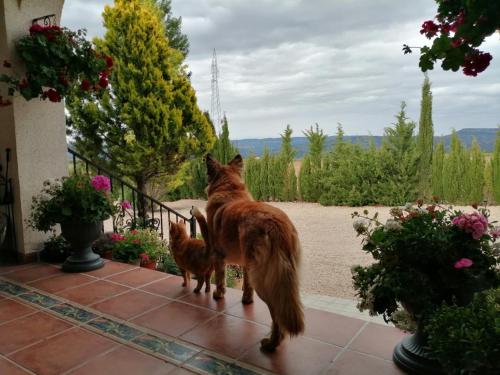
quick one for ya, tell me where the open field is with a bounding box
[165,200,500,300]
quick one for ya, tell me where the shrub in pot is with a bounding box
[111,229,166,267]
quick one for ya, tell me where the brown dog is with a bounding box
[168,211,214,293]
[205,153,304,352]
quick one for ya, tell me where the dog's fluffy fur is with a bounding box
[168,212,214,293]
[204,153,304,352]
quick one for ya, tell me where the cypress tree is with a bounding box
[492,129,500,203]
[467,138,485,203]
[416,76,434,199]
[299,124,326,201]
[213,115,239,164]
[432,141,445,199]
[277,125,297,201]
[443,131,467,202]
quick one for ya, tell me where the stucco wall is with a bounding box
[0,0,67,259]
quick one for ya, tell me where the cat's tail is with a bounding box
[192,207,209,243]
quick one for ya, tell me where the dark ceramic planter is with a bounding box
[60,220,104,272]
[393,321,443,375]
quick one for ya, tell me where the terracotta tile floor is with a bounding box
[0,261,406,374]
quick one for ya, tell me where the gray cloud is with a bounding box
[62,0,500,139]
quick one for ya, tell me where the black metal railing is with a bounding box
[67,148,196,240]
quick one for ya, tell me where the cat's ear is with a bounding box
[229,154,243,172]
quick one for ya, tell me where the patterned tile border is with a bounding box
[0,277,272,375]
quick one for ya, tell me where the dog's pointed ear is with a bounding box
[229,154,243,172]
[206,153,220,181]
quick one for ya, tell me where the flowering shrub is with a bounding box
[407,1,500,76]
[111,229,166,264]
[28,175,116,233]
[0,25,112,103]
[425,287,500,374]
[351,201,499,329]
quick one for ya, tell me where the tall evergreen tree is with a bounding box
[431,141,445,199]
[467,138,485,203]
[492,129,500,203]
[156,0,189,57]
[212,115,239,164]
[443,131,467,202]
[277,125,297,201]
[416,76,434,198]
[66,0,215,215]
[299,124,326,201]
[378,103,419,204]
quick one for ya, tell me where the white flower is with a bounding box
[353,218,369,233]
[404,203,413,210]
[416,207,427,214]
[385,219,402,231]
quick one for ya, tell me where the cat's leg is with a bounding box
[242,266,254,304]
[181,269,190,287]
[204,270,212,293]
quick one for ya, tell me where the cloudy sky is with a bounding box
[62,0,500,139]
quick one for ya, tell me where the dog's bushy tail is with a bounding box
[253,227,304,336]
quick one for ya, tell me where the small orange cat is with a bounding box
[168,209,213,293]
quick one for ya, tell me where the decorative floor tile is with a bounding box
[18,291,60,308]
[50,303,98,323]
[186,352,264,375]
[132,334,199,363]
[87,317,143,341]
[0,279,29,296]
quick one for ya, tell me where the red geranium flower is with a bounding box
[44,89,61,102]
[98,76,108,88]
[462,51,492,76]
[420,20,439,38]
[105,56,113,68]
[81,79,91,91]
[29,24,44,35]
[18,79,29,89]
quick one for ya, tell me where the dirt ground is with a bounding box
[165,200,500,300]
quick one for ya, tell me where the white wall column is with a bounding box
[0,0,67,262]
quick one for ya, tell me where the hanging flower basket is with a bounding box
[0,24,112,105]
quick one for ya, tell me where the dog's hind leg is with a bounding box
[212,256,226,299]
[260,309,284,352]
[193,276,203,293]
[242,266,254,304]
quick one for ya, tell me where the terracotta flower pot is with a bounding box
[141,261,156,270]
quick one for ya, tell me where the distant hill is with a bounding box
[232,128,499,158]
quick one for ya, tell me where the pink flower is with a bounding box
[132,239,141,245]
[454,258,473,269]
[91,175,111,191]
[130,230,138,235]
[111,233,125,242]
[452,212,488,240]
[491,227,500,240]
[120,200,132,210]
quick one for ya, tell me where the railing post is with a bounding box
[190,206,197,238]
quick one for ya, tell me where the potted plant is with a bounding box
[28,175,116,272]
[351,201,499,374]
[40,234,71,263]
[0,24,111,104]
[111,229,165,267]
